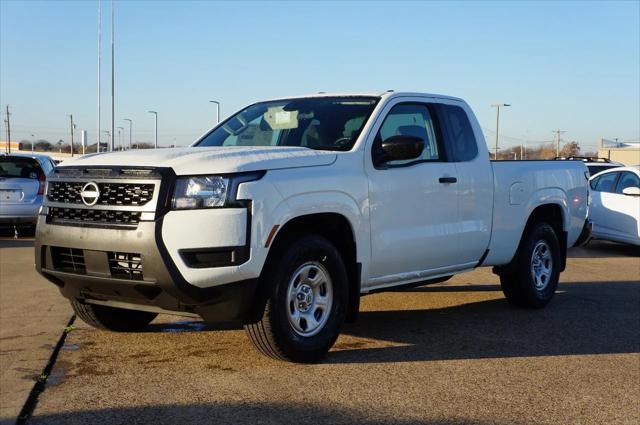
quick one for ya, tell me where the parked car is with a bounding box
[0,153,56,228]
[554,156,624,176]
[35,92,588,362]
[588,165,640,246]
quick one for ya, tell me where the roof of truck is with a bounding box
[261,91,465,103]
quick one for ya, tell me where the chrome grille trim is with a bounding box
[44,167,163,227]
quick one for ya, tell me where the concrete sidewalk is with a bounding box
[0,238,72,421]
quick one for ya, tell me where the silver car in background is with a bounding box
[0,153,56,228]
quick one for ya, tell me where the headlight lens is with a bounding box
[172,176,229,209]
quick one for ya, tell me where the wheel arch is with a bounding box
[497,203,568,274]
[249,212,361,324]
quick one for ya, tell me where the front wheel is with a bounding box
[499,222,561,308]
[244,235,348,362]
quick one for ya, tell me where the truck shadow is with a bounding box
[15,403,502,425]
[568,240,639,258]
[331,281,640,364]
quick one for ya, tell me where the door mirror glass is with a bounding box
[622,186,640,196]
[380,135,425,162]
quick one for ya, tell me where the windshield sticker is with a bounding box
[265,107,299,130]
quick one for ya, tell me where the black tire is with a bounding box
[71,300,158,331]
[243,235,348,362]
[499,222,561,308]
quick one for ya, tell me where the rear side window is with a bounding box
[438,104,478,162]
[615,172,640,194]
[592,172,619,192]
[40,159,54,175]
[0,156,43,179]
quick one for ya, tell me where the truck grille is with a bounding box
[51,247,86,274]
[108,252,144,280]
[48,207,141,226]
[47,182,155,206]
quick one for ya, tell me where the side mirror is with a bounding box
[622,187,640,196]
[377,135,424,164]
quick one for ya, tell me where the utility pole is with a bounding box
[520,144,523,161]
[110,0,115,152]
[97,0,102,152]
[491,103,510,160]
[553,129,566,157]
[4,105,10,153]
[69,114,75,157]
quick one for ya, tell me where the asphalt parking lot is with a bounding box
[1,235,638,425]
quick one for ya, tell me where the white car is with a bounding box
[0,153,56,228]
[554,156,624,176]
[35,92,588,362]
[589,166,640,246]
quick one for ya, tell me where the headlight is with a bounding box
[172,176,229,209]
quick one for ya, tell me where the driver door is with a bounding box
[365,101,462,287]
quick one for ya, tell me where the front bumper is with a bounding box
[34,166,263,322]
[36,217,257,321]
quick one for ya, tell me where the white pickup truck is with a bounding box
[35,92,589,362]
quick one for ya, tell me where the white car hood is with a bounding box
[62,146,337,175]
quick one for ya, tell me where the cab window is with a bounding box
[373,103,441,167]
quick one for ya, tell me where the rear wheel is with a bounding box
[244,235,348,362]
[71,301,157,331]
[499,222,561,308]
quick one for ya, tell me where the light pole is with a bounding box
[103,130,111,151]
[209,100,220,124]
[110,0,115,152]
[491,103,510,160]
[148,111,158,148]
[117,126,124,150]
[124,118,132,149]
[69,114,75,157]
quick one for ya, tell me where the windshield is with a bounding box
[195,97,379,151]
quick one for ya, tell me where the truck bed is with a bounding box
[484,160,589,266]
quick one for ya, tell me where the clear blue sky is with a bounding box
[1,0,639,150]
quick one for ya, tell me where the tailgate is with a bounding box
[0,178,40,203]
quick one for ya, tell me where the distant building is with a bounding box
[598,138,640,166]
[0,140,21,152]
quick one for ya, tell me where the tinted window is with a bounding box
[40,159,54,175]
[593,172,619,193]
[615,172,640,194]
[0,156,43,179]
[439,104,478,161]
[373,103,441,167]
[587,165,618,176]
[196,97,378,151]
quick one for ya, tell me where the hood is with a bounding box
[60,146,337,175]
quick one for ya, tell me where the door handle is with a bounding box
[439,176,457,184]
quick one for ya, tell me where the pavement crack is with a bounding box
[15,314,76,425]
